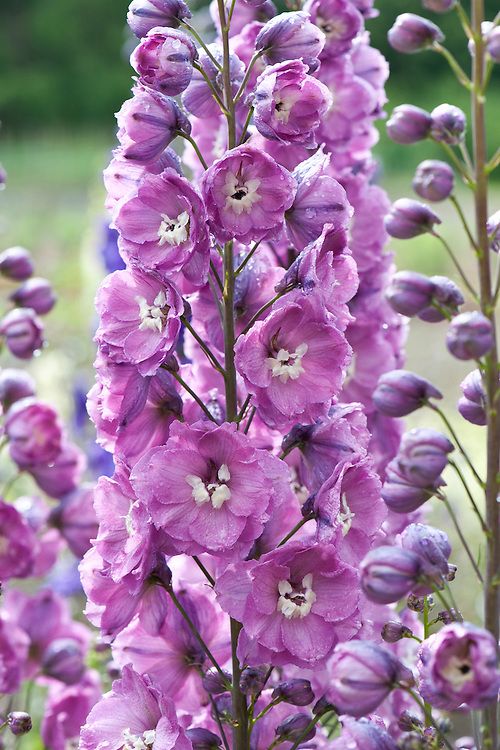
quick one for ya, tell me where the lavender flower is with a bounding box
[127,0,191,37]
[255,12,326,71]
[131,27,197,96]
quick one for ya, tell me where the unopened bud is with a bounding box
[10,278,56,315]
[423,0,456,11]
[373,370,442,417]
[272,679,314,706]
[397,710,424,732]
[431,103,466,145]
[381,621,413,643]
[413,160,454,202]
[446,311,493,360]
[387,105,432,144]
[239,666,268,696]
[202,667,231,695]
[388,13,444,53]
[185,728,221,750]
[0,247,34,281]
[41,637,85,685]
[386,271,435,317]
[407,593,426,612]
[437,608,461,624]
[7,712,32,736]
[276,713,316,743]
[385,199,441,240]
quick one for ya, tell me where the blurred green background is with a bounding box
[0,0,499,621]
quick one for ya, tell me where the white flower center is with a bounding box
[185,464,231,509]
[122,728,156,750]
[265,343,308,383]
[158,210,189,246]
[337,492,355,536]
[441,655,474,690]
[274,91,300,124]
[224,172,261,215]
[136,291,169,333]
[277,574,316,619]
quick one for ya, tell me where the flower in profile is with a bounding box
[201,145,296,245]
[114,169,210,287]
[217,542,359,667]
[253,60,331,147]
[80,665,191,750]
[131,27,197,96]
[303,0,362,58]
[235,295,351,430]
[131,421,288,556]
[95,269,182,376]
[418,622,500,710]
[256,11,326,71]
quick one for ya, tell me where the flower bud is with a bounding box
[401,523,451,589]
[397,710,423,732]
[239,666,268,696]
[458,369,486,426]
[256,12,325,72]
[486,210,500,253]
[407,593,426,612]
[388,13,444,53]
[381,621,413,643]
[418,275,464,322]
[455,737,476,749]
[275,713,316,743]
[0,246,34,281]
[382,472,433,513]
[373,370,442,417]
[446,311,493,360]
[386,271,435,317]
[185,728,221,750]
[0,308,44,360]
[212,694,233,723]
[386,104,432,144]
[485,26,500,62]
[413,160,454,202]
[127,0,191,38]
[385,198,441,239]
[437,608,461,624]
[397,428,454,487]
[430,103,466,145]
[41,637,85,685]
[7,712,32,736]
[202,667,232,695]
[423,0,456,11]
[9,277,57,315]
[360,546,423,604]
[0,369,36,410]
[131,27,197,96]
[272,679,314,706]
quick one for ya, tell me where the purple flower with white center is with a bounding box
[217,542,359,667]
[458,369,487,426]
[330,717,398,750]
[114,169,210,286]
[131,27,197,96]
[95,269,182,376]
[373,370,442,417]
[360,546,423,604]
[201,145,296,246]
[255,12,326,72]
[0,307,44,359]
[80,665,192,750]
[235,295,351,430]
[0,500,36,580]
[325,641,414,718]
[285,150,351,251]
[183,45,244,119]
[5,397,63,468]
[127,0,191,38]
[418,622,500,710]
[253,60,331,147]
[446,311,494,360]
[116,85,190,163]
[131,421,287,556]
[303,0,362,57]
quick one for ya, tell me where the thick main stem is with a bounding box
[471,2,499,748]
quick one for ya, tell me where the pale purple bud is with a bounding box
[407,593,427,612]
[186,728,221,750]
[10,277,56,315]
[397,428,454,486]
[413,160,454,201]
[430,103,466,145]
[202,668,232,695]
[272,679,314,706]
[131,27,197,96]
[0,308,44,359]
[388,13,444,53]
[486,210,500,253]
[127,0,191,38]
[486,26,500,62]
[212,694,233,722]
[256,12,325,72]
[239,666,268,696]
[423,0,456,11]
[458,369,486,426]
[386,271,435,316]
[381,470,434,513]
[446,311,493,360]
[381,621,413,643]
[455,738,476,749]
[387,104,432,144]
[275,713,316,743]
[373,370,442,417]
[0,246,34,281]
[41,638,85,685]
[7,712,32,736]
[401,523,451,588]
[0,369,36,410]
[397,710,423,732]
[385,198,441,239]
[418,275,464,322]
[360,545,423,604]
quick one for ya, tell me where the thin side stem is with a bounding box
[182,315,225,374]
[422,600,432,727]
[432,232,479,299]
[168,369,217,423]
[236,241,261,275]
[441,496,484,583]
[181,22,222,71]
[429,404,485,487]
[193,556,216,586]
[277,514,315,547]
[178,131,210,169]
[209,695,231,750]
[405,690,454,750]
[238,291,285,338]
[436,140,475,187]
[450,194,479,252]
[289,713,337,750]
[449,458,488,533]
[234,51,263,103]
[433,42,472,89]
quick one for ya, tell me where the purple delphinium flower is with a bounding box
[131,27,197,96]
[104,149,181,212]
[42,671,101,750]
[418,622,500,710]
[0,500,37,580]
[80,665,192,750]
[304,0,362,58]
[201,144,296,245]
[5,397,63,468]
[360,545,423,604]
[325,640,414,717]
[217,542,359,667]
[253,60,331,147]
[114,169,210,287]
[127,0,192,38]
[95,269,183,376]
[256,12,326,71]
[131,420,289,557]
[235,295,351,430]
[0,618,29,694]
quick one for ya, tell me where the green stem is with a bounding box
[234,51,263,103]
[436,140,475,187]
[236,241,261,275]
[230,619,249,750]
[441,496,484,583]
[209,694,231,750]
[239,106,254,145]
[422,600,432,727]
[433,42,472,89]
[450,194,479,253]
[405,690,454,750]
[181,315,225,374]
[238,291,285,338]
[168,369,217,423]
[432,232,479,299]
[193,556,215,586]
[288,713,337,750]
[277,514,314,547]
[455,1,474,39]
[486,146,500,174]
[178,131,210,169]
[428,403,485,487]
[449,458,488,533]
[181,21,222,71]
[252,699,281,724]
